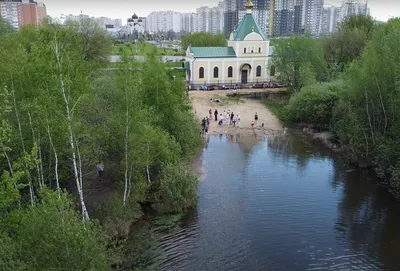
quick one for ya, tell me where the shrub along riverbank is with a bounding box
[0,18,201,270]
[267,16,400,197]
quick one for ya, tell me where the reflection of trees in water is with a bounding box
[334,169,400,270]
[266,131,332,171]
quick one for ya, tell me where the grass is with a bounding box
[263,98,289,123]
[112,42,185,56]
[218,95,246,105]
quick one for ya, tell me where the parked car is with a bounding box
[253,82,266,89]
[207,85,215,91]
[219,85,229,90]
[272,82,283,88]
[200,85,208,91]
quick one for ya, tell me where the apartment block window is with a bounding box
[199,67,204,78]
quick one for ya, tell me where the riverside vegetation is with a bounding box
[268,15,400,196]
[0,17,201,270]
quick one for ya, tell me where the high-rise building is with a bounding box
[182,12,199,33]
[321,6,340,34]
[197,1,224,34]
[270,0,295,36]
[145,11,182,33]
[0,0,47,29]
[225,0,270,37]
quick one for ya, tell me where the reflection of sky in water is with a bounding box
[157,134,400,271]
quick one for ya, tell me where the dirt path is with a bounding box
[190,90,283,136]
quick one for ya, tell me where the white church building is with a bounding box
[185,0,271,87]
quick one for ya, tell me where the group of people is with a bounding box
[200,108,261,136]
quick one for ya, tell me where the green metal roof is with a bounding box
[231,13,268,41]
[189,47,237,58]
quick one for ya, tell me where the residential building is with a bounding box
[303,0,324,36]
[182,12,199,33]
[226,0,270,37]
[185,0,271,87]
[0,0,47,29]
[270,0,295,36]
[321,6,340,34]
[145,11,181,33]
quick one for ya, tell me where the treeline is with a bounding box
[0,18,201,270]
[271,15,400,195]
[181,32,227,50]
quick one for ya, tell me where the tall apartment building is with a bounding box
[182,12,199,33]
[321,6,341,34]
[197,1,224,34]
[0,0,47,29]
[271,0,295,36]
[225,0,270,36]
[146,11,182,33]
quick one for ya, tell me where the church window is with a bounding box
[256,65,262,77]
[259,47,261,53]
[213,67,219,78]
[244,48,246,53]
[228,66,233,78]
[199,67,204,78]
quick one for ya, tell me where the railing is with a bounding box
[186,80,285,91]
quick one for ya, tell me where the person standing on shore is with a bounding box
[236,114,240,127]
[230,112,234,125]
[214,109,218,121]
[254,112,258,124]
[233,115,237,127]
[209,109,212,119]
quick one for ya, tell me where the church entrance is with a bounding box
[241,70,248,84]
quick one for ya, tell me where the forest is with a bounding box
[0,18,201,270]
[270,15,400,196]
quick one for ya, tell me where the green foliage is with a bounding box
[332,20,400,192]
[0,190,109,271]
[272,35,327,92]
[155,163,199,213]
[181,32,227,50]
[286,81,341,127]
[324,15,376,74]
[0,18,15,38]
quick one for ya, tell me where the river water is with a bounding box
[154,132,400,271]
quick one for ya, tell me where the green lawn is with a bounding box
[112,42,185,56]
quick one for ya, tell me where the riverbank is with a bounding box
[190,90,283,136]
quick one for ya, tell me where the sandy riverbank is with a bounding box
[190,90,283,136]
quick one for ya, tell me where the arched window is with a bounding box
[213,67,219,78]
[199,67,204,78]
[258,47,261,53]
[256,65,262,77]
[270,65,276,76]
[228,66,233,78]
[244,48,246,53]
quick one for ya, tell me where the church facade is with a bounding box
[185,0,271,88]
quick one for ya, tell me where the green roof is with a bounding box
[189,47,237,58]
[231,13,268,41]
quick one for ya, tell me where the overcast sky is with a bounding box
[46,0,399,22]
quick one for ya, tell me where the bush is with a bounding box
[155,163,199,213]
[286,81,341,127]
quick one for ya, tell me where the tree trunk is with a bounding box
[364,88,375,143]
[375,76,388,134]
[28,111,43,191]
[146,142,151,183]
[53,35,89,221]
[3,150,21,208]
[46,124,61,200]
[123,88,129,207]
[11,86,34,206]
[38,132,45,189]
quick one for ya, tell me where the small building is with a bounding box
[185,0,271,88]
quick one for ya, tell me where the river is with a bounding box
[151,131,400,270]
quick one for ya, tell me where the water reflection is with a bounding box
[154,133,400,271]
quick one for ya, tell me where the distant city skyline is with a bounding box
[47,0,399,22]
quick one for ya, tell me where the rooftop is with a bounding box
[231,13,268,41]
[189,47,237,58]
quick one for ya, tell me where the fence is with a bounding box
[186,80,284,91]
